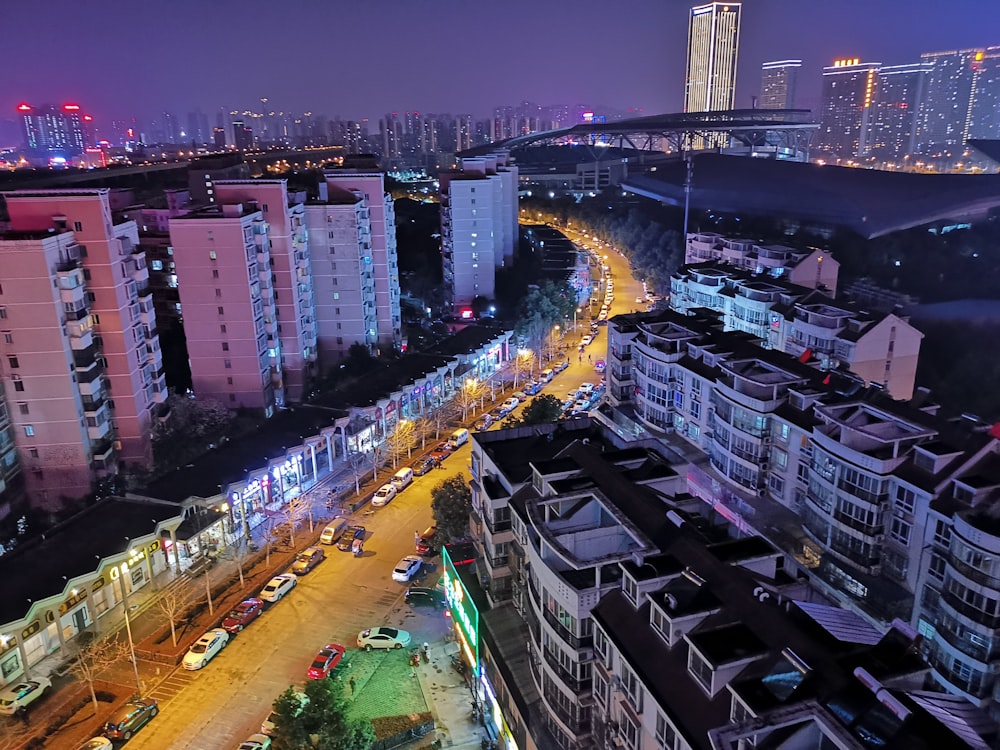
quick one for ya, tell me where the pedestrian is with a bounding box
[411,665,417,678]
[415,530,421,545]
[349,676,356,695]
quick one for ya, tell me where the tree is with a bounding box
[270,679,375,750]
[65,632,129,713]
[152,393,235,472]
[154,583,193,647]
[512,348,536,389]
[455,378,484,422]
[384,419,416,469]
[427,400,456,439]
[514,394,564,426]
[431,473,472,544]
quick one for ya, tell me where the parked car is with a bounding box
[415,525,438,555]
[554,360,570,373]
[579,382,595,395]
[336,525,367,551]
[306,643,346,679]
[411,455,438,475]
[319,517,348,545]
[429,441,453,462]
[102,697,159,741]
[259,573,297,603]
[237,734,272,750]
[405,586,447,608]
[581,335,593,346]
[392,555,423,582]
[474,414,493,431]
[77,740,112,750]
[500,397,520,413]
[524,381,542,396]
[221,597,264,634]
[594,359,606,373]
[512,391,527,402]
[357,626,412,651]
[291,546,325,575]
[372,483,397,506]
[183,628,229,670]
[261,691,307,735]
[0,676,51,715]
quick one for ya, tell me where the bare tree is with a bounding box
[221,537,255,589]
[455,378,485,422]
[411,415,433,450]
[427,400,455,439]
[154,582,193,647]
[65,633,129,713]
[512,349,536,389]
[384,419,416,469]
[347,452,368,496]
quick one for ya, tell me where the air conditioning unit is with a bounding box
[66,243,83,261]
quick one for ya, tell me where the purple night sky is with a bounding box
[3,0,998,125]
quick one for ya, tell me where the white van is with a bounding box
[319,517,348,545]
[448,428,470,449]
[540,368,554,383]
[392,467,414,490]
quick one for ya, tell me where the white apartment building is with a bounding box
[605,308,1000,716]
[213,181,317,402]
[670,263,922,399]
[304,183,378,367]
[168,203,282,414]
[321,171,401,352]
[685,232,840,293]
[0,189,167,505]
[440,152,519,308]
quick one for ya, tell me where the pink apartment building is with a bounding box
[213,181,317,402]
[168,203,282,414]
[0,189,166,506]
[321,171,401,351]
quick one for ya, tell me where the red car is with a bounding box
[221,597,264,634]
[429,442,453,462]
[306,643,346,679]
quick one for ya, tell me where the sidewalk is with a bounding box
[411,640,490,750]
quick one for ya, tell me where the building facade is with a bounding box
[684,2,742,113]
[0,189,167,505]
[869,62,932,162]
[917,48,989,157]
[817,58,881,159]
[759,59,801,110]
[16,103,88,162]
[684,233,840,292]
[168,203,283,414]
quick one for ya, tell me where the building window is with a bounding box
[2,332,11,344]
[12,377,24,392]
[73,221,83,232]
[895,486,916,514]
[224,359,232,369]
[24,425,34,437]
[212,269,220,279]
[28,448,38,458]
[7,356,18,369]
[18,403,28,415]
[620,715,639,750]
[218,306,225,315]
[928,552,946,582]
[227,377,233,385]
[889,517,911,545]
[209,250,217,259]
[655,712,678,750]
[220,324,227,334]
[622,574,638,605]
[215,288,222,298]
[222,342,229,352]
[688,650,713,692]
[0,308,6,319]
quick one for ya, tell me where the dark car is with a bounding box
[221,597,264,634]
[524,382,542,396]
[411,455,437,476]
[336,525,367,551]
[103,698,159,741]
[291,546,325,575]
[473,414,493,431]
[405,587,447,608]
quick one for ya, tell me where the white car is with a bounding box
[259,573,297,603]
[500,397,520,412]
[372,483,397,507]
[183,628,229,670]
[238,734,272,750]
[0,676,52,714]
[357,626,412,651]
[392,555,423,582]
[579,382,595,395]
[261,691,308,734]
[581,335,593,346]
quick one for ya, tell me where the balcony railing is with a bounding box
[832,510,882,538]
[940,589,1000,630]
[934,618,1000,664]
[542,606,593,650]
[947,553,1000,590]
[927,648,989,699]
[542,648,592,694]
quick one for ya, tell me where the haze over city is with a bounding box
[4,0,1000,123]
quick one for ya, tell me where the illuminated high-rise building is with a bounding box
[759,59,801,109]
[916,48,995,156]
[16,103,88,157]
[869,62,932,162]
[969,48,1000,142]
[817,58,880,159]
[684,2,741,113]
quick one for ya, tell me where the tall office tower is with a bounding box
[16,103,88,157]
[213,181,317,402]
[455,115,473,152]
[212,127,226,149]
[684,2,742,113]
[420,116,438,154]
[970,48,1000,141]
[304,181,379,368]
[380,114,402,160]
[917,48,988,156]
[439,153,518,307]
[0,189,167,504]
[168,203,283,414]
[869,62,932,162]
[321,171,401,351]
[232,120,253,151]
[759,59,801,109]
[162,111,181,144]
[186,110,210,144]
[817,58,881,159]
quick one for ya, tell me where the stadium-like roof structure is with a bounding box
[623,154,1000,238]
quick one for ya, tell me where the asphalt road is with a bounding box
[124,229,646,749]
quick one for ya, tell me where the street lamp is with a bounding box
[117,564,143,698]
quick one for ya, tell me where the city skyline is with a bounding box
[3,0,1000,129]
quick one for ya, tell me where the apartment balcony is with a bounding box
[69,328,95,352]
[947,553,1000,590]
[927,649,991,704]
[75,359,105,384]
[137,280,152,300]
[90,440,117,472]
[542,648,593,695]
[940,589,1000,630]
[934,616,1000,665]
[831,509,883,538]
[87,415,113,441]
[81,394,107,414]
[64,302,89,322]
[72,343,100,369]
[542,606,594,650]
[152,372,168,402]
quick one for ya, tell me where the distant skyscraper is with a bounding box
[917,48,985,156]
[970,49,1000,141]
[817,58,880,159]
[186,110,210,144]
[16,103,88,157]
[232,120,253,151]
[684,2,741,113]
[759,60,801,109]
[162,111,181,144]
[870,62,931,162]
[212,127,226,149]
[380,114,402,160]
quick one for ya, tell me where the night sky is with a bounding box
[4,0,999,126]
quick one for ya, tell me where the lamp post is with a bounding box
[116,565,143,698]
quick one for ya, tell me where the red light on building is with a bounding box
[62,104,81,111]
[83,115,93,122]
[16,103,31,112]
